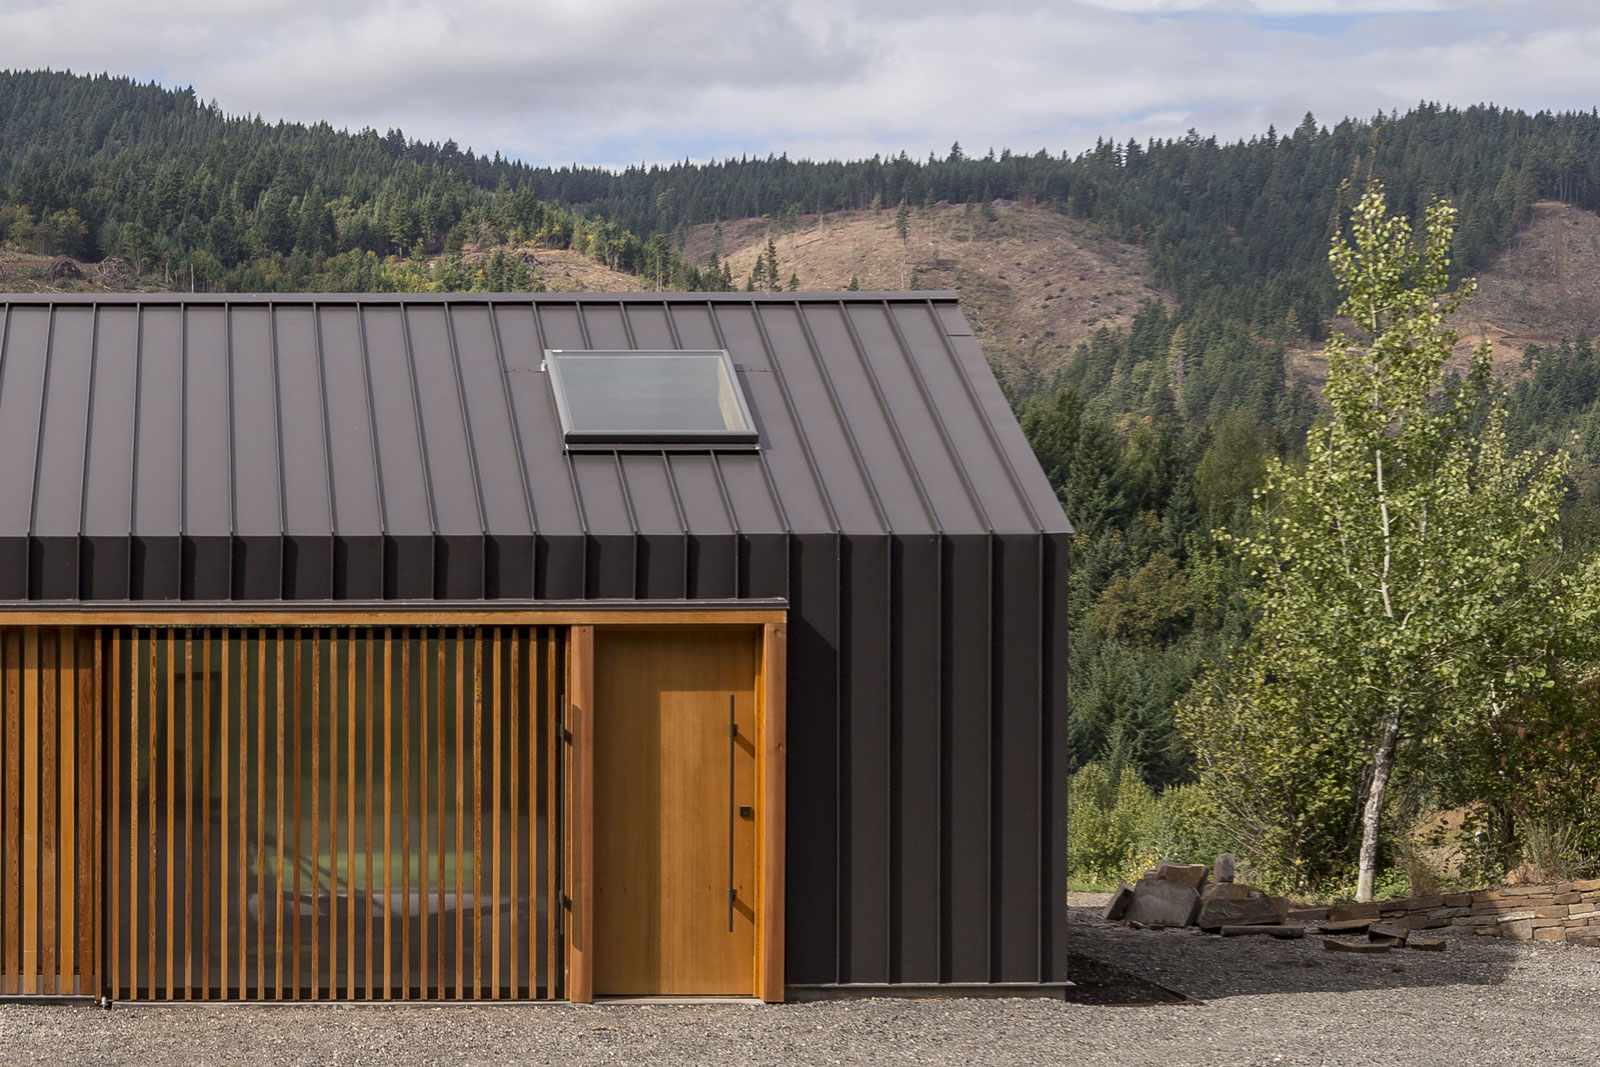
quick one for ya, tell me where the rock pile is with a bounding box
[1103,854,1294,936]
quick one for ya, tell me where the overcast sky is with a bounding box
[2,0,1597,168]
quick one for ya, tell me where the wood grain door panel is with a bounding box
[593,629,757,995]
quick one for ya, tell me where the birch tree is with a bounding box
[1182,182,1600,900]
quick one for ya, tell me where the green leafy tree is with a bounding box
[1182,182,1600,899]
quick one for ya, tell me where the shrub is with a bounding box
[1068,763,1155,885]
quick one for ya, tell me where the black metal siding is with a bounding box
[0,291,1070,987]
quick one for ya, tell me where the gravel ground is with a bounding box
[0,997,1071,1066]
[1066,899,1600,1066]
[1,905,1597,1066]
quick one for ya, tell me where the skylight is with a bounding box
[545,349,758,446]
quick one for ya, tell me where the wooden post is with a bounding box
[565,626,594,1004]
[759,622,787,1003]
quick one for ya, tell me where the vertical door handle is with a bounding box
[727,694,736,932]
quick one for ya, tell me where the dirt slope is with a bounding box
[683,200,1166,388]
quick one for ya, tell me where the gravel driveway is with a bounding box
[1,907,1597,1066]
[1066,899,1600,1066]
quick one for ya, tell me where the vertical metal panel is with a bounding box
[844,304,979,532]
[942,534,992,983]
[0,308,52,600]
[891,535,942,983]
[799,305,929,534]
[276,308,335,599]
[840,534,890,984]
[359,308,434,598]
[894,303,1035,533]
[993,534,1043,981]
[569,456,634,599]
[783,533,840,983]
[667,455,737,600]
[619,455,686,600]
[31,307,94,600]
[317,307,385,599]
[81,307,139,599]
[1042,533,1069,983]
[131,310,184,598]
[183,308,233,600]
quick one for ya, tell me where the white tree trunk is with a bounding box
[1356,707,1404,902]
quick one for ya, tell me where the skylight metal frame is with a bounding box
[544,348,760,447]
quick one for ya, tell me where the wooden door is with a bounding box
[592,629,758,995]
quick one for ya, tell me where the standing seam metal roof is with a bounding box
[0,291,1069,601]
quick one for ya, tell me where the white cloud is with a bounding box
[0,0,1596,166]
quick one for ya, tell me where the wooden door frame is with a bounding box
[566,619,786,1003]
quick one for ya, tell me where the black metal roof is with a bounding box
[0,291,1069,602]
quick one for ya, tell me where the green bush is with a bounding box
[1068,763,1154,885]
[1069,764,1242,888]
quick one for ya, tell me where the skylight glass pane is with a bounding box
[546,349,758,444]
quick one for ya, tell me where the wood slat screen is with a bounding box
[0,627,100,996]
[105,626,564,1001]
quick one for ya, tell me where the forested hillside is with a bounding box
[0,70,721,292]
[11,70,1600,809]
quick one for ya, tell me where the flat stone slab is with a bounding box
[1317,918,1373,934]
[1102,884,1135,922]
[1322,938,1391,953]
[1123,880,1201,928]
[1408,938,1446,951]
[1328,902,1382,922]
[1196,882,1285,930]
[1367,921,1410,943]
[1220,924,1304,938]
[1154,862,1208,889]
[1287,906,1330,922]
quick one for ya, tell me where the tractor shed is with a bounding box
[0,290,1068,1001]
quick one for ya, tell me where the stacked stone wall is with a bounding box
[1295,879,1600,945]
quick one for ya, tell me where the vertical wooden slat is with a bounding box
[291,633,303,999]
[361,627,372,1004]
[41,630,57,995]
[346,628,356,998]
[490,628,502,999]
[239,631,251,997]
[21,630,38,995]
[274,629,286,1000]
[401,632,411,1001]
[147,632,157,1000]
[508,629,519,998]
[129,633,142,999]
[545,628,557,1000]
[163,630,175,999]
[329,632,340,999]
[57,630,75,993]
[255,630,266,998]
[419,631,430,1000]
[219,631,230,999]
[87,631,101,998]
[435,631,445,1000]
[201,632,212,999]
[472,627,483,999]
[567,625,594,1004]
[311,631,321,1001]
[455,629,466,1001]
[109,630,121,999]
[383,628,393,1000]
[6,630,22,996]
[182,630,193,999]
